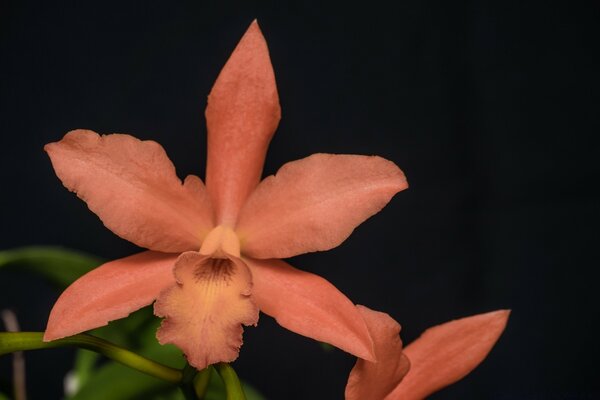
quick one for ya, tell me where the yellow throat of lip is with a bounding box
[199,225,241,259]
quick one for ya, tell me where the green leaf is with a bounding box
[70,361,174,400]
[0,246,102,288]
[0,392,9,400]
[240,383,266,400]
[89,306,185,368]
[149,390,185,400]
[66,337,185,399]
[68,308,157,389]
[68,349,101,396]
[88,306,157,349]
[69,307,185,398]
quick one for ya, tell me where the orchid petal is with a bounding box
[345,306,410,400]
[45,130,214,253]
[44,251,177,341]
[237,154,407,259]
[389,310,510,400]
[154,252,259,369]
[244,258,375,361]
[205,20,281,225]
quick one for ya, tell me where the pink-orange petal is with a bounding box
[389,310,510,400]
[45,130,214,253]
[236,153,408,259]
[205,20,281,226]
[154,252,259,369]
[345,306,410,400]
[245,258,375,361]
[44,251,177,341]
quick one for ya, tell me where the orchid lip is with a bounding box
[199,225,241,258]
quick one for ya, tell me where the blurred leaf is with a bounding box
[69,342,184,400]
[0,392,9,400]
[0,246,102,288]
[88,306,184,368]
[71,307,164,395]
[150,390,184,400]
[75,349,100,377]
[241,384,266,400]
[72,315,266,400]
[70,361,173,400]
[319,342,335,352]
[71,346,265,400]
[70,349,101,395]
[89,306,157,349]
[134,316,185,369]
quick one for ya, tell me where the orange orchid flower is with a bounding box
[345,307,510,400]
[42,21,407,369]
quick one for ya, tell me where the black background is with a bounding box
[1,1,599,399]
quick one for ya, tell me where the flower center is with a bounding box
[199,225,241,259]
[193,258,235,282]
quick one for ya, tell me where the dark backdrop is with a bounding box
[1,1,598,399]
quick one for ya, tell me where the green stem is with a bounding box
[180,383,197,400]
[215,363,246,400]
[0,332,181,383]
[177,363,214,400]
[179,363,199,400]
[193,367,213,399]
